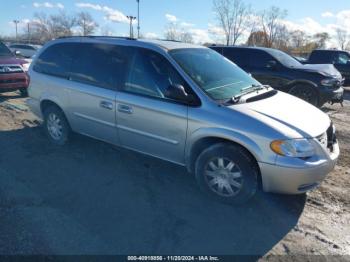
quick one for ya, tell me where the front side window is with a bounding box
[335,52,350,65]
[170,48,260,100]
[124,48,189,101]
[268,49,301,68]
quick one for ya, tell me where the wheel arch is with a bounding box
[186,128,262,174]
[285,80,318,93]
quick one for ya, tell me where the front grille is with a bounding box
[317,123,337,153]
[0,65,24,74]
[0,78,26,84]
[326,123,337,152]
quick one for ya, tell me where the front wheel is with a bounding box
[195,143,258,205]
[19,89,28,97]
[289,85,319,107]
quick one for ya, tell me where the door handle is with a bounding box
[100,101,113,110]
[118,104,133,114]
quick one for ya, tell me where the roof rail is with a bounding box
[56,35,137,41]
[157,39,183,43]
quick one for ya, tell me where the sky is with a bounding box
[1,0,350,47]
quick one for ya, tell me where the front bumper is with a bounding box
[259,141,339,194]
[319,86,344,105]
[0,72,29,92]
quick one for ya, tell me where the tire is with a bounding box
[289,85,319,107]
[19,89,28,97]
[43,106,70,146]
[195,143,258,205]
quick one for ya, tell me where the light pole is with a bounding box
[13,20,19,42]
[126,16,136,38]
[136,0,140,38]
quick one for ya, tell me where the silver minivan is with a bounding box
[27,37,340,204]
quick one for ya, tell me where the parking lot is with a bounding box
[0,90,349,257]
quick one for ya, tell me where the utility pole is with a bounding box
[136,0,140,38]
[126,16,136,38]
[13,20,19,42]
[27,23,30,44]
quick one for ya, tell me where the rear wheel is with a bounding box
[195,143,258,205]
[289,85,319,107]
[43,106,70,146]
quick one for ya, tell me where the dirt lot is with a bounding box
[0,91,349,259]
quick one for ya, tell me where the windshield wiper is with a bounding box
[230,84,266,104]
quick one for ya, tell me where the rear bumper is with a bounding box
[27,98,42,119]
[0,73,29,92]
[259,141,339,194]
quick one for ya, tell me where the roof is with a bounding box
[210,45,277,52]
[53,36,205,51]
[138,39,203,50]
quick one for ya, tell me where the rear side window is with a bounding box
[70,43,133,90]
[309,51,334,64]
[223,48,251,67]
[33,43,77,78]
[249,50,274,68]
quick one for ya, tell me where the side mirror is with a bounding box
[165,84,195,104]
[14,50,22,57]
[266,60,277,69]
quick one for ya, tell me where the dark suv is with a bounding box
[210,46,344,107]
[307,49,350,86]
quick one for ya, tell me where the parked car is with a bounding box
[0,41,30,96]
[9,44,41,58]
[306,49,350,86]
[27,37,339,204]
[210,46,344,107]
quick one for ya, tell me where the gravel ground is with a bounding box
[0,91,349,259]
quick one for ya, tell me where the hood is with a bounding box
[231,91,330,139]
[0,56,27,65]
[293,63,341,78]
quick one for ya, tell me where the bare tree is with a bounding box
[164,22,179,41]
[313,32,330,49]
[77,12,98,36]
[290,30,308,49]
[31,12,76,42]
[50,11,77,37]
[213,0,251,45]
[164,22,193,43]
[260,6,287,47]
[247,31,268,46]
[336,28,348,50]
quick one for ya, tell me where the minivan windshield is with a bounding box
[268,49,301,68]
[169,48,261,101]
[0,42,14,57]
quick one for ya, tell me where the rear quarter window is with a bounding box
[33,43,77,78]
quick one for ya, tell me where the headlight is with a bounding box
[321,78,336,87]
[21,63,30,72]
[270,139,315,158]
